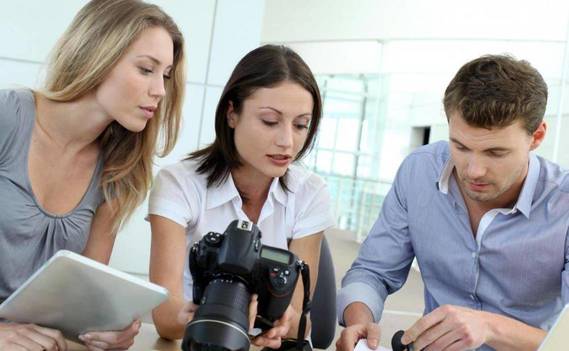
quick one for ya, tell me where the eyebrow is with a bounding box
[259,106,312,118]
[449,137,510,152]
[136,55,172,70]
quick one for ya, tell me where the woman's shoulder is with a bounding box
[155,158,208,190]
[0,89,35,161]
[287,164,327,194]
[0,89,33,130]
[285,164,335,235]
[0,88,31,103]
[0,89,34,110]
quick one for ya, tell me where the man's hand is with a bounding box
[78,319,141,350]
[336,322,381,351]
[336,302,380,351]
[0,322,67,351]
[402,305,489,351]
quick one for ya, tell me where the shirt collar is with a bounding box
[437,159,455,195]
[206,174,240,210]
[436,153,540,218]
[515,152,540,218]
[206,174,288,210]
[269,177,288,207]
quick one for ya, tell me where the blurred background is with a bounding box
[2,0,569,347]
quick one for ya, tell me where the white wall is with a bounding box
[262,0,569,79]
[261,0,569,169]
[263,0,569,43]
[0,0,265,275]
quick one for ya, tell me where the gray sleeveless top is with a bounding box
[0,89,104,300]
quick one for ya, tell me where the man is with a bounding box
[336,55,569,351]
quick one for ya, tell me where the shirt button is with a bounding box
[472,252,476,258]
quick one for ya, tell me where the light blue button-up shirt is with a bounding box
[338,141,569,351]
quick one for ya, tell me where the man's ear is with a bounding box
[529,121,547,151]
[227,101,237,129]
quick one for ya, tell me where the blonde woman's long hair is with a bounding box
[42,0,186,232]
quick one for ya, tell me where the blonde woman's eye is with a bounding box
[139,67,153,75]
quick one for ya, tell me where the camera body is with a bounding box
[189,219,300,329]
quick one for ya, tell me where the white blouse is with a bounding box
[148,159,335,300]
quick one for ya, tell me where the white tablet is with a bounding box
[537,304,569,351]
[0,250,168,340]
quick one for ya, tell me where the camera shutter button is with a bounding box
[277,276,287,287]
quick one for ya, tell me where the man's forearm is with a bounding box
[483,311,546,351]
[343,302,375,326]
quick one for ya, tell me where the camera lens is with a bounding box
[182,277,251,351]
[187,340,232,351]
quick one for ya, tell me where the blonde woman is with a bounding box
[0,0,185,350]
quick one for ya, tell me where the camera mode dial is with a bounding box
[204,232,223,247]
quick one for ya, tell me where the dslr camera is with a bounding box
[182,220,305,351]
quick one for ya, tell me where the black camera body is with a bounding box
[183,220,302,351]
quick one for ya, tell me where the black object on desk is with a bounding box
[391,330,415,351]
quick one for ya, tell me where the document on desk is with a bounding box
[354,339,391,351]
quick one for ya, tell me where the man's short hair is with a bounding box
[443,55,548,134]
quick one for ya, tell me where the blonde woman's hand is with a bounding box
[0,322,67,351]
[78,319,141,351]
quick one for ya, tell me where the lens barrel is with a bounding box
[182,278,251,351]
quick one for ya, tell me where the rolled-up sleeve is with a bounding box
[292,175,335,239]
[148,166,197,228]
[337,159,415,325]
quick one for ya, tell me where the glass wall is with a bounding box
[304,74,389,240]
[303,38,569,241]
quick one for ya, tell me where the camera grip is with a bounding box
[256,265,300,327]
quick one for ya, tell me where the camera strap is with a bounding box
[296,261,311,351]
